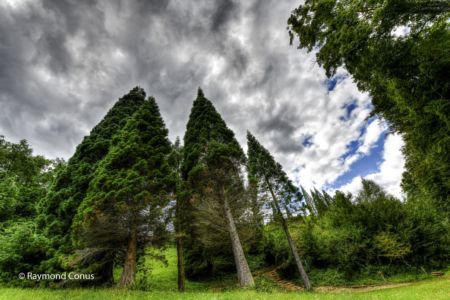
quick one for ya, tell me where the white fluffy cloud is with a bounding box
[337,133,405,198]
[359,119,388,155]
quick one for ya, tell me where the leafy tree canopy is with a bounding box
[288,0,450,213]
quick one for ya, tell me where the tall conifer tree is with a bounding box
[247,131,311,290]
[38,87,146,279]
[182,89,254,287]
[73,97,173,287]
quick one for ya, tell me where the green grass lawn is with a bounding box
[1,248,449,299]
[1,277,449,300]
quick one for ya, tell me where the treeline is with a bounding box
[1,87,449,290]
[0,136,65,285]
[265,181,449,282]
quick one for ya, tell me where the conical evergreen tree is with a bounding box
[247,131,312,290]
[73,97,174,287]
[38,87,146,278]
[182,89,254,287]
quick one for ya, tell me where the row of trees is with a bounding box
[0,87,316,289]
[1,86,449,290]
[264,180,449,282]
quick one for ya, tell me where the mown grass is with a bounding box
[1,277,449,300]
[1,248,449,299]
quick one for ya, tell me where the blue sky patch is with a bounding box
[328,131,386,190]
[325,74,347,92]
[340,139,361,161]
[340,101,358,121]
[302,135,313,148]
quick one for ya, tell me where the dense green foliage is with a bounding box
[0,137,61,221]
[264,180,450,281]
[37,87,146,272]
[0,137,63,284]
[288,0,450,214]
[73,97,174,286]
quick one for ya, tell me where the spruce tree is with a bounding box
[247,131,312,290]
[38,87,146,276]
[182,89,254,287]
[73,97,173,287]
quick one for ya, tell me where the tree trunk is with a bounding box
[222,192,255,287]
[207,258,215,277]
[175,154,186,292]
[284,203,293,219]
[176,195,186,292]
[176,235,185,291]
[98,260,114,286]
[265,177,312,290]
[118,224,138,288]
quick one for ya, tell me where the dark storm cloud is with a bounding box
[0,0,390,193]
[36,29,73,74]
[0,0,307,159]
[133,0,170,14]
[0,0,256,158]
[257,104,305,154]
[259,116,296,136]
[211,0,237,32]
[41,0,97,34]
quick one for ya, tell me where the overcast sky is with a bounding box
[0,0,405,197]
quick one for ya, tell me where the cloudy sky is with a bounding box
[0,0,405,197]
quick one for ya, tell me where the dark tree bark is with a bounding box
[98,260,114,286]
[207,259,215,277]
[118,224,138,287]
[176,235,185,291]
[176,199,186,292]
